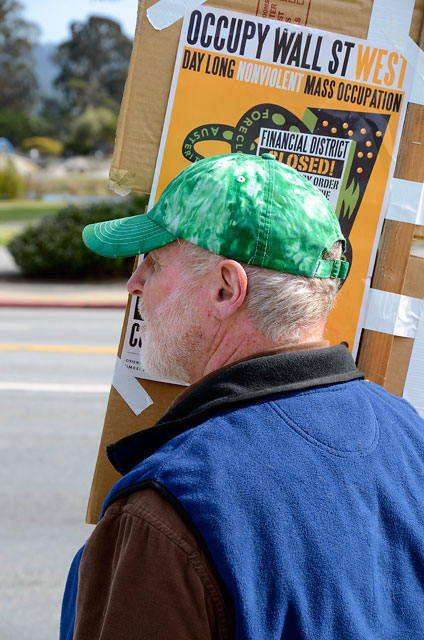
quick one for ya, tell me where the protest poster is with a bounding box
[147,5,413,354]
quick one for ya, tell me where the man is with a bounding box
[61,153,424,639]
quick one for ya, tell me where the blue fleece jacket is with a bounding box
[61,347,424,639]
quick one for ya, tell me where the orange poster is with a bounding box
[149,6,412,354]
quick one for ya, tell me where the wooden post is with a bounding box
[356,23,424,394]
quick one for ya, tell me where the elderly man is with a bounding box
[61,153,424,640]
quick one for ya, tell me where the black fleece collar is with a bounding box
[108,344,363,475]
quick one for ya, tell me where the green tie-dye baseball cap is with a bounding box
[82,153,349,279]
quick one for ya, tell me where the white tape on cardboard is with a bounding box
[112,356,153,415]
[147,0,206,30]
[368,0,424,106]
[367,0,415,44]
[403,307,424,418]
[385,178,424,225]
[383,22,424,106]
[363,289,423,338]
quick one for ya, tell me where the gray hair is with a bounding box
[179,240,342,344]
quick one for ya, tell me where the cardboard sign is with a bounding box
[148,6,412,355]
[87,0,423,523]
[110,0,423,198]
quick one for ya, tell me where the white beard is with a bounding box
[137,281,204,385]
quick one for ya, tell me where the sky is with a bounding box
[22,0,138,43]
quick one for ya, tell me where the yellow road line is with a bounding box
[0,343,116,354]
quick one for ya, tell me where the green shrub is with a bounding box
[0,161,25,199]
[8,196,148,279]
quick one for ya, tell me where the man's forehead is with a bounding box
[149,241,179,261]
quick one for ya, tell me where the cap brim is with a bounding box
[82,213,177,258]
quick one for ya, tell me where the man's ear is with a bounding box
[210,260,248,320]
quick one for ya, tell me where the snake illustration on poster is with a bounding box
[149,5,412,354]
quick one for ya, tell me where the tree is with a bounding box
[0,0,40,112]
[53,16,132,118]
[37,95,71,139]
[0,111,36,145]
[67,106,118,154]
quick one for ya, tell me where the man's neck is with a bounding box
[190,313,326,383]
[201,329,277,379]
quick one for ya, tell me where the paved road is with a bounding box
[0,308,124,640]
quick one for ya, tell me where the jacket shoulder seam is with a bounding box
[106,499,197,556]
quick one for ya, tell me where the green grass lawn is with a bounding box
[0,199,67,246]
[0,199,66,223]
[0,226,20,246]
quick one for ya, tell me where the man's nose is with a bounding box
[127,262,145,296]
